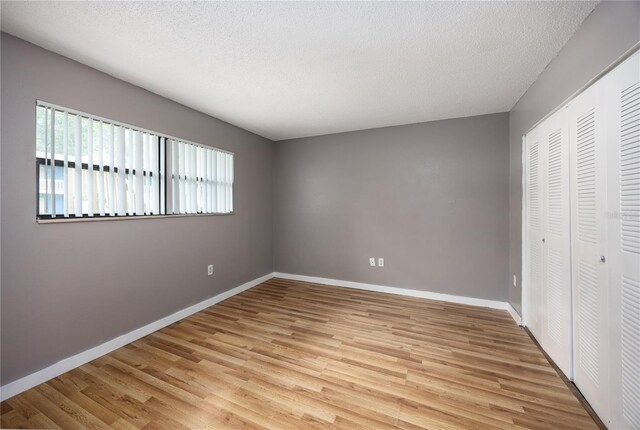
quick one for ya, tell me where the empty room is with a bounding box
[0,1,639,429]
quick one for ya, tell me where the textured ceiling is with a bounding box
[1,1,597,141]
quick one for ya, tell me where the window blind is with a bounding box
[169,139,234,214]
[36,101,234,220]
[36,102,165,218]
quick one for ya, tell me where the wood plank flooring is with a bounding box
[1,278,600,429]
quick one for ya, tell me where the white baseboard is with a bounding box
[274,272,509,311]
[0,272,275,402]
[507,303,523,326]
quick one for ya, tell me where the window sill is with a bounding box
[36,212,234,224]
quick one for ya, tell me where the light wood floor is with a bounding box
[1,278,599,429]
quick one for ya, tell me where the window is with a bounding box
[36,101,234,220]
[169,139,234,215]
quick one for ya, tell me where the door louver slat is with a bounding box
[577,261,600,385]
[621,83,640,255]
[548,130,563,237]
[621,275,640,428]
[576,109,597,244]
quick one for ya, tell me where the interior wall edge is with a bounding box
[507,303,522,326]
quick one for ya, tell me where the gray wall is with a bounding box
[508,2,640,315]
[0,34,274,385]
[274,113,510,301]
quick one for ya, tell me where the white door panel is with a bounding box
[541,107,573,378]
[568,77,610,424]
[606,51,640,430]
[524,108,573,377]
[526,125,545,343]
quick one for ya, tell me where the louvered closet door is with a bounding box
[525,125,545,342]
[568,78,610,423]
[606,51,640,430]
[541,107,573,377]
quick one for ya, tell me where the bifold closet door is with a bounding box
[525,108,573,377]
[525,125,545,342]
[526,49,639,429]
[606,51,640,430]
[540,107,573,377]
[568,77,610,424]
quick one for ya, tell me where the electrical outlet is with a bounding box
[369,258,376,267]
[513,275,517,287]
[208,265,214,276]
[378,258,384,267]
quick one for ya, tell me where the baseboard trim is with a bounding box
[507,304,523,326]
[274,272,509,311]
[0,272,275,402]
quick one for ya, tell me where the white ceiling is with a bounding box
[1,1,597,141]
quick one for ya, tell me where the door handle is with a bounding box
[600,255,606,263]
